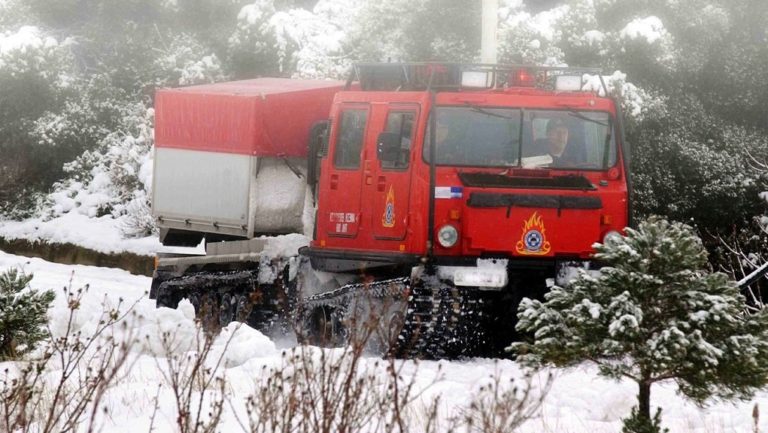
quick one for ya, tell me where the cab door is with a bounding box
[369,104,419,241]
[321,104,369,238]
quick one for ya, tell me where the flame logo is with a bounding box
[381,185,395,228]
[515,212,551,255]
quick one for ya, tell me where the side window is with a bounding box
[381,111,415,170]
[333,109,368,169]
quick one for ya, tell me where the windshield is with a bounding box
[424,107,616,170]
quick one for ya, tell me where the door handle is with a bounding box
[377,176,386,192]
[330,174,339,190]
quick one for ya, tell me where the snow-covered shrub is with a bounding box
[0,285,136,431]
[154,33,228,87]
[0,268,54,360]
[269,2,358,79]
[228,0,283,77]
[0,0,32,32]
[498,7,567,65]
[252,0,481,80]
[629,95,765,230]
[512,217,768,429]
[446,371,550,433]
[49,102,156,237]
[0,26,76,216]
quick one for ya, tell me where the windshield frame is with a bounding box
[422,105,618,172]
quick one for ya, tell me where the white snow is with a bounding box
[620,16,667,44]
[250,158,309,234]
[238,0,275,26]
[1,250,768,432]
[583,29,605,45]
[0,212,160,256]
[0,26,56,58]
[259,233,310,259]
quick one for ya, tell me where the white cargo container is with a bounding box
[152,78,344,245]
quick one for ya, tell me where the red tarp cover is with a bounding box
[155,78,345,157]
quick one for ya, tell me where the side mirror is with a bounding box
[377,132,401,162]
[307,120,329,194]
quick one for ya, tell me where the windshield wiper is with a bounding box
[567,109,609,127]
[465,103,518,120]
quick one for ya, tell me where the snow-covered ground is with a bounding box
[0,250,765,432]
[0,213,161,256]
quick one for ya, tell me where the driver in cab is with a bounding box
[541,117,570,167]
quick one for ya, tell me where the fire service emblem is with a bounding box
[515,212,551,255]
[382,185,395,228]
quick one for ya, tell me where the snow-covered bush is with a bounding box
[244,0,481,80]
[49,102,156,237]
[512,217,768,430]
[154,33,228,87]
[629,95,765,229]
[269,2,359,79]
[498,6,567,65]
[0,268,54,360]
[0,1,32,31]
[0,284,136,431]
[228,0,283,77]
[0,25,76,216]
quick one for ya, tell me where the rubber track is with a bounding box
[302,277,488,359]
[156,270,286,333]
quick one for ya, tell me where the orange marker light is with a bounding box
[608,167,621,180]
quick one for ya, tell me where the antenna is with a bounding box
[481,0,498,64]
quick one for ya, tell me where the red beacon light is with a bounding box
[509,68,536,87]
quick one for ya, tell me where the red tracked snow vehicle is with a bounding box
[150,63,630,357]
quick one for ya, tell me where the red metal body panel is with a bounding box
[313,88,629,262]
[155,78,345,157]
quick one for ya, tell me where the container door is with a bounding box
[323,105,369,238]
[369,105,419,241]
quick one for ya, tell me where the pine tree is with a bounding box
[512,217,768,431]
[0,268,55,360]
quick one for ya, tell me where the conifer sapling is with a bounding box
[0,268,55,360]
[511,218,768,430]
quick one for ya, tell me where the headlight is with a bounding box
[602,230,622,245]
[437,225,459,248]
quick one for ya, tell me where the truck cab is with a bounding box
[305,63,630,285]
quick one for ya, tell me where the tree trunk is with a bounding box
[638,379,651,422]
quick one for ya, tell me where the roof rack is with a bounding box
[345,62,608,96]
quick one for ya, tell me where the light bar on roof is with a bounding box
[461,70,492,88]
[555,75,583,91]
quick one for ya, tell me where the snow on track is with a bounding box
[1,250,766,432]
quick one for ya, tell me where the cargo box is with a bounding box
[152,78,344,244]
[154,78,344,157]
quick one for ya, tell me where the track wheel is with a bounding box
[199,292,221,333]
[219,293,235,326]
[235,294,251,322]
[307,305,339,347]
